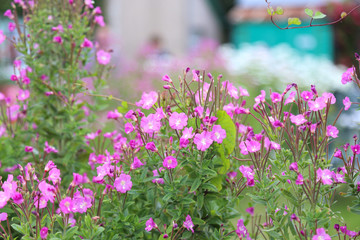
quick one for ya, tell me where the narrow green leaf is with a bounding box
[304,8,313,17]
[276,7,284,15]
[267,7,274,16]
[313,11,326,19]
[190,178,201,192]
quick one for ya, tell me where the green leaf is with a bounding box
[190,178,201,192]
[64,227,78,239]
[281,189,299,207]
[11,224,25,235]
[267,7,274,16]
[305,8,313,17]
[313,11,326,19]
[275,7,284,15]
[202,183,218,192]
[215,111,236,155]
[210,175,223,191]
[288,17,302,26]
[181,198,195,205]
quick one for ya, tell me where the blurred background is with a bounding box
[0,0,360,229]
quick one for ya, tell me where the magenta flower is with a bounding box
[4,10,14,19]
[11,192,24,205]
[334,173,346,183]
[34,196,48,209]
[136,91,158,110]
[182,127,194,139]
[211,125,226,144]
[152,168,164,184]
[0,192,9,208]
[246,207,254,216]
[341,67,354,85]
[169,112,188,130]
[60,197,73,214]
[239,165,254,180]
[308,97,326,111]
[334,149,343,158]
[317,168,333,185]
[8,22,16,32]
[96,50,111,65]
[183,215,194,233]
[17,89,30,101]
[114,174,132,193]
[0,31,5,45]
[72,196,91,213]
[270,92,282,103]
[289,162,298,172]
[107,109,122,119]
[163,156,178,169]
[40,227,48,239]
[44,141,58,154]
[312,228,331,240]
[350,144,360,155]
[194,131,213,151]
[162,75,173,83]
[53,36,63,44]
[38,181,56,203]
[326,125,338,138]
[48,168,61,184]
[0,213,7,221]
[343,96,351,111]
[239,86,249,96]
[246,140,261,153]
[94,15,105,27]
[290,114,307,126]
[81,38,93,48]
[296,174,303,185]
[222,81,239,99]
[145,218,158,231]
[145,142,158,152]
[284,91,296,105]
[239,141,249,155]
[131,157,144,170]
[44,161,56,172]
[322,92,336,104]
[124,122,134,134]
[236,219,250,239]
[3,175,17,196]
[141,114,161,134]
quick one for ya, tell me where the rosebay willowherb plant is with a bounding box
[0,1,360,240]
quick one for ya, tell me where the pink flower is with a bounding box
[350,144,360,155]
[44,141,58,153]
[308,97,326,111]
[17,89,30,101]
[60,197,73,214]
[270,92,282,103]
[80,38,93,48]
[343,97,351,111]
[8,22,16,32]
[84,0,94,8]
[326,125,338,138]
[284,91,296,105]
[3,175,17,196]
[48,168,61,184]
[93,6,102,14]
[222,81,239,99]
[317,168,333,185]
[34,196,48,209]
[131,157,144,170]
[94,15,105,27]
[25,146,33,152]
[246,140,261,153]
[341,67,354,85]
[211,125,226,144]
[0,192,9,208]
[51,24,64,32]
[114,174,132,193]
[312,228,331,240]
[72,196,91,213]
[296,174,304,185]
[40,227,48,239]
[152,168,164,184]
[322,92,336,104]
[163,156,178,169]
[96,50,111,65]
[4,10,14,19]
[136,91,158,110]
[289,162,298,172]
[0,31,5,45]
[334,173,346,183]
[290,114,307,126]
[141,114,161,134]
[183,215,194,233]
[236,219,250,239]
[182,127,194,139]
[11,192,24,205]
[239,165,254,180]
[169,112,188,130]
[246,207,254,216]
[145,218,157,231]
[44,161,56,172]
[145,142,158,152]
[194,131,213,151]
[124,122,134,134]
[38,181,56,203]
[162,75,173,83]
[0,213,7,221]
[107,109,122,119]
[239,86,249,96]
[53,36,63,44]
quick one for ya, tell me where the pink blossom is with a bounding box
[284,91,296,105]
[270,92,282,103]
[114,174,132,193]
[18,89,30,101]
[322,92,336,104]
[136,91,158,110]
[312,228,331,240]
[34,196,48,209]
[326,125,338,138]
[296,174,304,185]
[145,142,158,152]
[341,67,354,85]
[223,103,236,118]
[246,207,254,216]
[334,173,346,183]
[124,122,134,134]
[96,50,111,65]
[48,168,61,184]
[40,227,48,239]
[343,97,351,111]
[239,86,249,96]
[0,213,7,221]
[107,109,122,119]
[11,192,24,205]
[169,112,188,130]
[222,80,239,99]
[211,125,226,144]
[239,141,249,155]
[44,161,56,172]
[246,140,261,153]
[80,38,93,48]
[162,75,172,83]
[4,10,14,19]
[51,24,64,32]
[7,105,20,121]
[93,6,102,15]
[3,175,17,196]
[152,168,164,184]
[317,168,333,185]
[10,74,18,81]
[84,0,94,8]
[60,197,73,214]
[163,156,177,169]
[53,36,63,44]
[0,192,9,208]
[289,162,298,172]
[236,219,250,239]
[94,15,105,27]
[239,165,254,180]
[72,196,91,213]
[350,144,360,155]
[8,22,16,32]
[141,114,161,134]
[25,146,33,152]
[72,173,89,186]
[194,131,213,151]
[183,215,194,233]
[290,114,307,126]
[131,157,144,170]
[44,141,58,153]
[308,97,326,111]
[0,31,5,45]
[145,218,158,231]
[334,149,342,158]
[38,181,56,203]
[182,127,194,139]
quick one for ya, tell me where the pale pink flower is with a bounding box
[107,109,122,119]
[312,228,331,240]
[8,22,16,32]
[326,125,338,138]
[182,127,194,139]
[239,86,249,96]
[194,131,213,151]
[0,213,7,221]
[38,181,56,203]
[322,92,336,104]
[131,157,144,170]
[60,197,73,214]
[246,140,261,153]
[169,112,188,130]
[44,141,58,153]
[341,67,354,85]
[48,168,61,184]
[343,97,351,111]
[284,91,296,105]
[0,192,9,208]
[136,91,158,110]
[124,122,134,134]
[296,174,304,185]
[145,218,158,231]
[183,215,194,233]
[290,114,307,126]
[236,219,250,239]
[141,114,161,134]
[308,97,326,111]
[301,91,313,101]
[211,125,226,144]
[222,80,239,99]
[270,92,282,103]
[17,89,30,101]
[163,156,178,169]
[317,168,333,185]
[152,168,164,184]
[114,174,132,193]
[96,50,111,65]
[72,196,91,213]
